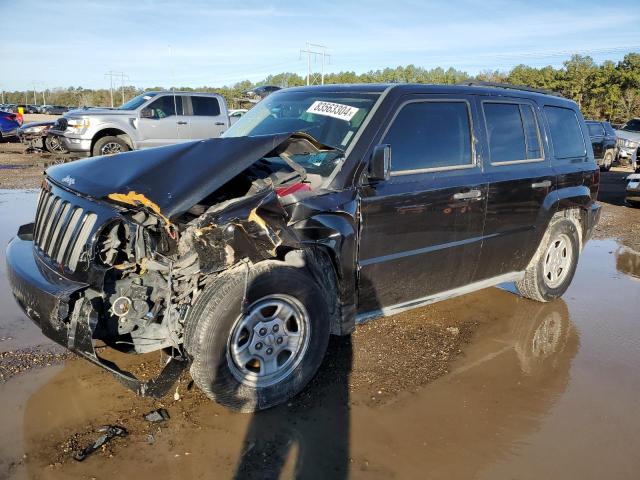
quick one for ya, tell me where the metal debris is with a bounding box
[73,425,128,462]
[144,408,170,423]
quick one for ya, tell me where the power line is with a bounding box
[104,71,129,107]
[300,43,330,85]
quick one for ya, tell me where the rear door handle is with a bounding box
[177,121,188,125]
[453,189,483,200]
[214,122,226,126]
[531,180,552,189]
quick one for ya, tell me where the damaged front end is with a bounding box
[7,133,330,397]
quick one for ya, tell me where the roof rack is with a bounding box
[458,81,563,97]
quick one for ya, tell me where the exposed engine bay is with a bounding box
[82,133,336,354]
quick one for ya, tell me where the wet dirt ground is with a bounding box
[0,173,639,478]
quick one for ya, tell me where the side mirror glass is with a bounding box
[140,108,154,119]
[368,144,391,182]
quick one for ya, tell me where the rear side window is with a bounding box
[383,101,473,172]
[544,106,586,158]
[587,122,605,136]
[483,102,542,163]
[191,96,221,116]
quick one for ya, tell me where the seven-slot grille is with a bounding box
[33,189,97,272]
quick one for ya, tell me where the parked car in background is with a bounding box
[243,85,281,103]
[7,83,600,411]
[229,108,247,124]
[48,91,230,156]
[18,120,68,153]
[625,173,640,206]
[0,110,21,140]
[42,105,69,115]
[615,118,640,168]
[585,120,617,171]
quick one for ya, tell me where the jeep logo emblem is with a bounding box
[61,175,75,186]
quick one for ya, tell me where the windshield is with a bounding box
[621,119,640,132]
[223,90,380,151]
[118,92,158,110]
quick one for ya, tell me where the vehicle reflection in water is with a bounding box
[615,245,640,279]
[358,294,579,480]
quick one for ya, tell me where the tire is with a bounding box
[600,150,613,172]
[185,261,331,412]
[516,216,580,303]
[92,136,130,157]
[44,135,68,154]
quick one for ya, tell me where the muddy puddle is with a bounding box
[0,190,54,353]
[0,190,639,479]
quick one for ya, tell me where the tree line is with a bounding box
[3,53,639,123]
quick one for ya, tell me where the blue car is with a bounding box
[0,110,21,140]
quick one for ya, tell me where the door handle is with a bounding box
[176,121,187,125]
[453,189,482,200]
[531,180,552,189]
[214,122,225,126]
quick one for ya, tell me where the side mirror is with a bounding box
[368,144,391,182]
[140,108,154,119]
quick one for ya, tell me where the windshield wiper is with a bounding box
[290,131,344,153]
[279,150,307,179]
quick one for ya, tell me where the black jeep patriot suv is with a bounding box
[6,83,600,411]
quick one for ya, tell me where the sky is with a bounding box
[0,0,639,91]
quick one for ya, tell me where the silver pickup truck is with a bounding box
[49,91,230,156]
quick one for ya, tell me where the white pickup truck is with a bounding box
[49,91,231,156]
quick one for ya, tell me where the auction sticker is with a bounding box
[306,101,359,121]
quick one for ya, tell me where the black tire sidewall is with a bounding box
[534,220,580,301]
[45,136,66,154]
[92,136,129,157]
[188,264,330,412]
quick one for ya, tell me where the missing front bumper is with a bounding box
[5,231,187,397]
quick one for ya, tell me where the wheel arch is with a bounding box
[90,127,133,154]
[536,186,594,253]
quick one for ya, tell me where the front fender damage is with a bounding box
[68,184,302,396]
[178,188,297,273]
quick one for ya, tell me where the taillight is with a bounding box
[591,168,600,199]
[276,182,311,197]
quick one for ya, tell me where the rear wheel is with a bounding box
[516,216,580,302]
[185,261,331,412]
[92,136,130,156]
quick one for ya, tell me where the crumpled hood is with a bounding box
[46,134,292,218]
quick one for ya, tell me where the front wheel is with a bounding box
[185,261,331,412]
[44,135,68,154]
[600,150,613,172]
[516,216,580,302]
[92,136,130,156]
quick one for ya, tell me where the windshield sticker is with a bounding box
[306,101,359,121]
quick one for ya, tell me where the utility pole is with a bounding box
[300,43,330,85]
[32,82,37,105]
[104,71,126,107]
[119,72,130,105]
